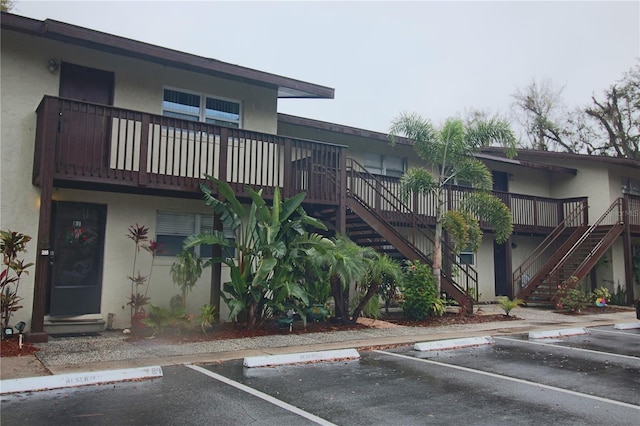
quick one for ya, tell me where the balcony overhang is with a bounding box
[475,152,578,175]
[1,12,334,99]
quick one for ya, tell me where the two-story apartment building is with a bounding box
[278,114,639,304]
[2,13,638,341]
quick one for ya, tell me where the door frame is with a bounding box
[47,201,107,316]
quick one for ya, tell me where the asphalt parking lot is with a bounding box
[2,325,638,426]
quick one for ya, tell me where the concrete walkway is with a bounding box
[1,305,638,381]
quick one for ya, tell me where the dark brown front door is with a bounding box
[59,62,114,105]
[48,202,106,316]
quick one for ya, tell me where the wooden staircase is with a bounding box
[317,158,476,311]
[516,198,625,305]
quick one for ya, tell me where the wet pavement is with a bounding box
[2,324,638,425]
[1,305,638,380]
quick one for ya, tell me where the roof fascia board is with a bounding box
[483,146,640,169]
[278,113,413,145]
[1,12,334,99]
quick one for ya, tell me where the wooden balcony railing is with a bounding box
[349,172,588,233]
[33,96,611,235]
[624,193,640,230]
[33,96,346,204]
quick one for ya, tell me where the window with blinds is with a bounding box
[363,153,406,177]
[162,88,241,128]
[156,211,235,258]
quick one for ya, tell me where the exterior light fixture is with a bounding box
[47,58,59,73]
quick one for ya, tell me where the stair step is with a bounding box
[44,318,106,335]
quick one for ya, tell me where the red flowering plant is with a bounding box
[126,224,163,322]
[1,230,34,338]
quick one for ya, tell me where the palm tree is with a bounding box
[314,235,370,322]
[389,113,516,294]
[352,253,403,322]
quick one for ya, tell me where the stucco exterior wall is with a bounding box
[50,189,232,329]
[2,30,279,132]
[276,123,417,166]
[1,28,278,329]
[482,162,554,198]
[475,238,495,302]
[0,31,62,328]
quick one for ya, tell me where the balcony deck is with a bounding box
[33,96,633,235]
[34,96,345,205]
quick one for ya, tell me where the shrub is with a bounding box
[1,230,33,336]
[556,285,589,313]
[400,260,443,320]
[610,284,627,306]
[495,296,523,316]
[199,303,217,334]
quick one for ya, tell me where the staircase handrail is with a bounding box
[345,158,478,301]
[568,204,625,282]
[546,198,623,280]
[512,201,588,289]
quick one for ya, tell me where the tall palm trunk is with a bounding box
[433,186,445,294]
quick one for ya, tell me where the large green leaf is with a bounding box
[202,175,245,221]
[299,212,328,231]
[251,257,278,287]
[183,231,230,250]
[280,191,306,222]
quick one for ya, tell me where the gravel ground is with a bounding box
[1,305,636,380]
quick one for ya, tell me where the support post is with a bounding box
[622,195,634,304]
[29,98,60,342]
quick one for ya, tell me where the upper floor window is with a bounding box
[363,154,406,178]
[163,88,241,128]
[621,177,640,196]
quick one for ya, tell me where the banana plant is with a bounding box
[184,176,333,329]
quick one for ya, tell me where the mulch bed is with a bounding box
[125,319,368,344]
[125,310,519,345]
[553,305,631,315]
[1,337,40,357]
[8,306,626,356]
[382,311,520,327]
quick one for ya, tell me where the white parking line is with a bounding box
[186,364,337,426]
[494,336,640,361]
[374,350,640,411]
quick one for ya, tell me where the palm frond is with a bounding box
[400,168,438,196]
[462,192,513,243]
[465,118,517,157]
[454,158,493,190]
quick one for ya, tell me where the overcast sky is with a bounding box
[11,1,640,135]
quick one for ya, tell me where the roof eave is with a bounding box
[1,12,334,99]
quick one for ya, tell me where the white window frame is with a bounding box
[162,87,242,128]
[621,176,640,196]
[458,250,476,266]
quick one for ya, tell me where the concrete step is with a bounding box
[44,317,106,335]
